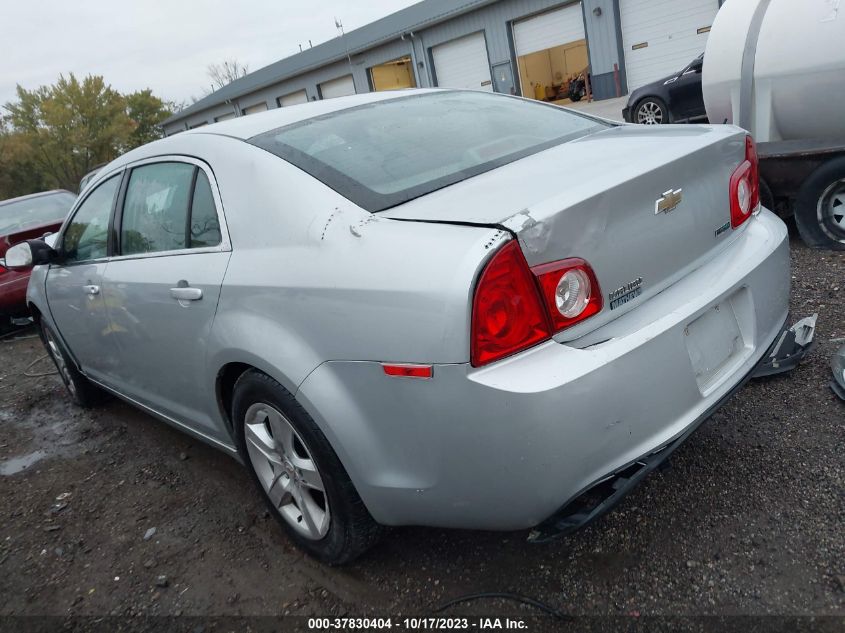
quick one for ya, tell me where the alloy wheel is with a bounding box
[44,328,77,397]
[817,178,845,243]
[636,101,664,125]
[244,403,330,540]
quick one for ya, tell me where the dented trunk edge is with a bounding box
[528,312,816,543]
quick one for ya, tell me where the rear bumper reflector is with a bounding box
[382,363,433,379]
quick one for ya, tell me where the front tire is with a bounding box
[39,321,102,407]
[232,370,381,565]
[634,97,668,125]
[794,156,845,250]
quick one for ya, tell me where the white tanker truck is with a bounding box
[702,0,845,250]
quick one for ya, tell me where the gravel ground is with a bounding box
[0,235,842,629]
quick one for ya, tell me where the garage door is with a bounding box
[320,75,356,99]
[242,102,268,115]
[279,90,308,106]
[513,2,585,56]
[620,0,719,91]
[432,32,493,91]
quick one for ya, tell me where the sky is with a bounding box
[0,0,421,107]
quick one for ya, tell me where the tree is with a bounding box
[125,89,173,147]
[4,74,132,191]
[205,59,249,94]
[0,121,49,199]
[2,74,172,195]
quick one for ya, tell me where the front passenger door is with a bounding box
[667,56,704,121]
[102,159,231,438]
[46,174,122,381]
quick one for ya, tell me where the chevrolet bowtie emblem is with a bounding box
[655,188,683,214]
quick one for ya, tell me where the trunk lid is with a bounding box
[381,124,749,339]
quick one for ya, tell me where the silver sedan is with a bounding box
[7,90,791,564]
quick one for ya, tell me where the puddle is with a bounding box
[0,398,86,476]
[0,449,48,476]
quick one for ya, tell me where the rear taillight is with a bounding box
[729,135,760,228]
[471,241,601,367]
[471,241,550,367]
[531,259,602,332]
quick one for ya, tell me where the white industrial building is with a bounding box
[163,0,724,133]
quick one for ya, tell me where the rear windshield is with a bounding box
[0,192,76,235]
[249,91,608,212]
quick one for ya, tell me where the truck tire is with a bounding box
[794,156,845,250]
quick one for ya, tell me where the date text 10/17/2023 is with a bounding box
[308,617,530,630]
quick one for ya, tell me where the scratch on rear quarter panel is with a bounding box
[604,419,624,431]
[502,210,550,254]
[349,215,377,238]
[321,208,339,241]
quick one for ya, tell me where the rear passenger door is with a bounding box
[102,158,231,437]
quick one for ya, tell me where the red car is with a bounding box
[0,190,76,321]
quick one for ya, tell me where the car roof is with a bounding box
[181,88,442,141]
[86,89,446,186]
[0,189,75,207]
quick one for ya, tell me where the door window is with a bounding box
[121,162,194,255]
[120,162,222,255]
[62,175,120,263]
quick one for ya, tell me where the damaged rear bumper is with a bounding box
[528,312,817,543]
[751,314,817,378]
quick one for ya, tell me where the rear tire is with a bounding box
[634,97,668,125]
[794,156,845,250]
[39,321,102,407]
[232,370,382,565]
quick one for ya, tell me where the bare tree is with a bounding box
[205,59,250,94]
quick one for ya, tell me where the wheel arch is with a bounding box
[212,357,382,531]
[212,352,321,442]
[27,302,42,323]
[215,361,256,437]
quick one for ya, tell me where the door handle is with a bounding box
[170,286,203,301]
[83,284,100,295]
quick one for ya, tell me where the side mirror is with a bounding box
[685,60,703,75]
[4,239,57,271]
[4,242,34,271]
